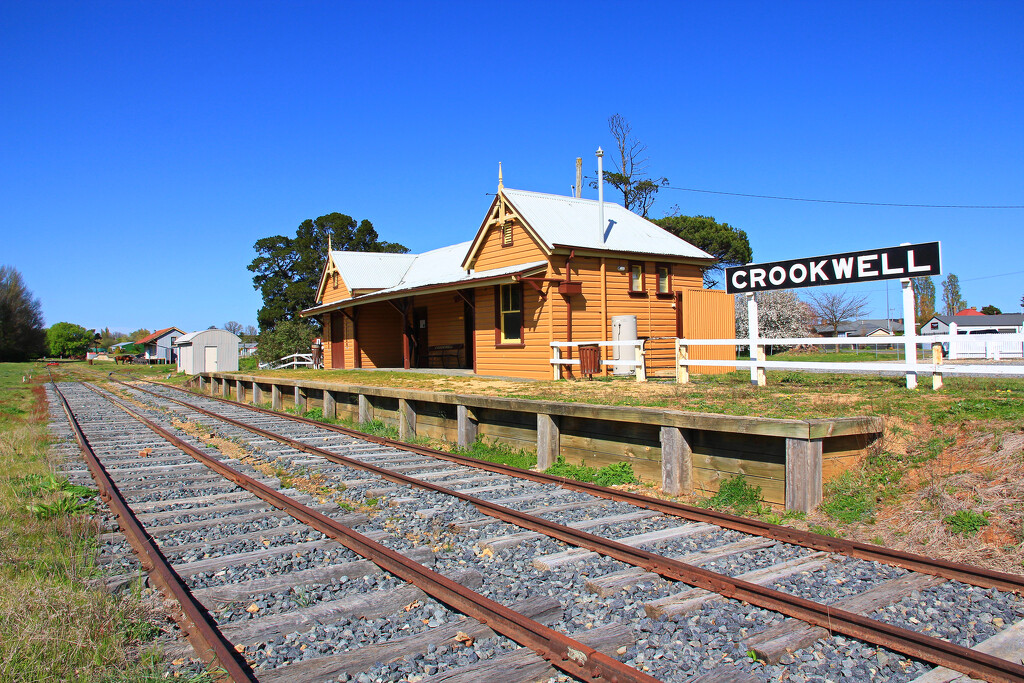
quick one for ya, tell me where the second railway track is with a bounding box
[48,375,1024,682]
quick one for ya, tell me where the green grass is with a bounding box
[943,509,991,536]
[698,475,769,516]
[0,361,200,681]
[543,456,638,486]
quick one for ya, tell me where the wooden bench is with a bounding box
[426,344,463,368]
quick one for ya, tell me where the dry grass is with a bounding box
[0,362,212,682]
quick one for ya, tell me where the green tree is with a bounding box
[249,212,408,332]
[941,273,966,316]
[911,276,936,327]
[593,114,668,218]
[46,322,93,358]
[0,265,46,361]
[128,328,151,342]
[653,215,753,288]
[980,305,1002,315]
[256,319,317,364]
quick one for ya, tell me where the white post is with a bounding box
[596,147,605,243]
[948,322,958,360]
[747,293,765,386]
[902,278,917,389]
[552,346,561,380]
[635,340,647,382]
[675,338,689,384]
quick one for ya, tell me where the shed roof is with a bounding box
[173,329,242,346]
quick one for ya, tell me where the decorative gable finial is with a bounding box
[328,232,333,253]
[498,162,503,192]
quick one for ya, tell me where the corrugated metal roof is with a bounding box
[502,189,714,260]
[329,242,473,295]
[303,259,547,315]
[330,251,417,290]
[173,329,241,345]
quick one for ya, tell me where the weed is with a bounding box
[699,475,768,516]
[593,461,638,487]
[809,524,843,538]
[943,509,990,536]
[365,496,380,507]
[869,536,885,545]
[455,439,536,470]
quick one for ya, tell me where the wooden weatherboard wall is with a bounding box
[202,372,882,511]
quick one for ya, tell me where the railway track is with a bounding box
[47,375,1024,682]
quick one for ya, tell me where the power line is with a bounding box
[663,185,1024,209]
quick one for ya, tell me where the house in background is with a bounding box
[301,179,736,380]
[814,319,905,338]
[239,341,258,358]
[920,312,1024,336]
[920,312,1024,359]
[137,327,185,364]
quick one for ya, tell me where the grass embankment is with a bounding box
[0,362,208,682]
[217,362,1024,571]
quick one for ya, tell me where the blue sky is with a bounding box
[2,1,1021,334]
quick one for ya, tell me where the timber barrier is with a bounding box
[197,372,883,512]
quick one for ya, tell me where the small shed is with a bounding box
[174,329,241,374]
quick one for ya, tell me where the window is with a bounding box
[930,322,938,330]
[498,284,522,343]
[656,264,671,295]
[502,223,513,247]
[629,262,645,293]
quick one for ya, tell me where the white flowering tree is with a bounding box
[735,290,814,354]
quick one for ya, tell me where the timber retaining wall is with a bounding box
[199,372,883,512]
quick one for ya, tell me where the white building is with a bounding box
[173,329,241,374]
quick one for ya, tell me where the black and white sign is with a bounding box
[725,242,941,294]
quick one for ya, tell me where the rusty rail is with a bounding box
[119,379,1024,683]
[146,377,1024,595]
[83,382,661,683]
[49,381,258,682]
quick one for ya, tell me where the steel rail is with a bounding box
[48,381,259,683]
[119,380,1024,682]
[83,383,662,683]
[140,378,1024,595]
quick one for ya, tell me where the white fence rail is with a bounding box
[259,353,317,370]
[550,340,647,381]
[675,333,1024,390]
[549,333,1024,389]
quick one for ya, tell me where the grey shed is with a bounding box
[173,329,241,374]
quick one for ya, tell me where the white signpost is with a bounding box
[726,242,942,389]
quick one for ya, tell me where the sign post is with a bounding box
[726,241,941,390]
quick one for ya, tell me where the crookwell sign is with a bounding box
[725,242,941,294]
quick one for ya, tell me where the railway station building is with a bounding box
[301,183,735,380]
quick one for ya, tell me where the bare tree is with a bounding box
[244,324,258,337]
[223,320,244,335]
[806,290,869,338]
[596,114,668,217]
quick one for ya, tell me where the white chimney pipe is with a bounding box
[596,147,605,243]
